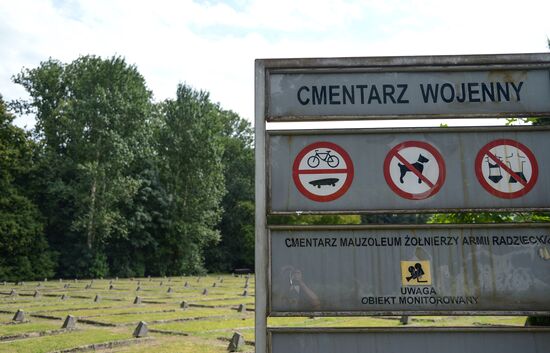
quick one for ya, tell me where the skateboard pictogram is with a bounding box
[292,142,354,202]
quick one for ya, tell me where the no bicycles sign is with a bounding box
[292,142,354,202]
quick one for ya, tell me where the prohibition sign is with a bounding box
[475,139,538,199]
[292,141,354,202]
[383,141,446,200]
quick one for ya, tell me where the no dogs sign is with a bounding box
[292,142,354,202]
[383,141,446,200]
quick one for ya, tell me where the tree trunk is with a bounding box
[87,176,97,249]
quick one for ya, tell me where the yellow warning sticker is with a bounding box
[401,260,432,286]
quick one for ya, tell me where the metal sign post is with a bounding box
[255,60,268,353]
[255,53,550,353]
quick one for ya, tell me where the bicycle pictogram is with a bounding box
[292,142,353,202]
[307,149,340,168]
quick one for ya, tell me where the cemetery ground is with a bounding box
[0,276,526,353]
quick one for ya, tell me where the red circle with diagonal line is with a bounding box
[383,141,446,200]
[292,141,354,202]
[475,139,538,199]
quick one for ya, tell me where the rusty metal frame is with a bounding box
[267,223,550,317]
[262,52,550,122]
[266,125,550,215]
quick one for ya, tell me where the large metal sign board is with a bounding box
[268,127,550,214]
[270,224,550,315]
[266,53,550,121]
[269,328,550,353]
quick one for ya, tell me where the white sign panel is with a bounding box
[269,67,550,120]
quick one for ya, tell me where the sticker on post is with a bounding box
[383,141,446,200]
[401,261,432,286]
[475,139,538,199]
[292,142,354,202]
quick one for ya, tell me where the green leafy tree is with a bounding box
[13,56,153,278]
[205,111,255,272]
[104,133,171,277]
[0,95,55,281]
[152,84,226,275]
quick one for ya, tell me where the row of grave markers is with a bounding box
[255,53,550,353]
[7,311,247,351]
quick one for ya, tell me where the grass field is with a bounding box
[0,275,527,352]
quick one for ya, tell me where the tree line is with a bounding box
[0,55,254,280]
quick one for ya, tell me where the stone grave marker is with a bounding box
[62,315,77,329]
[228,332,245,352]
[12,309,25,322]
[133,321,148,338]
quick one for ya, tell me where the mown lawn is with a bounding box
[0,275,529,353]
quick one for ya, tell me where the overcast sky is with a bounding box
[1,0,549,128]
